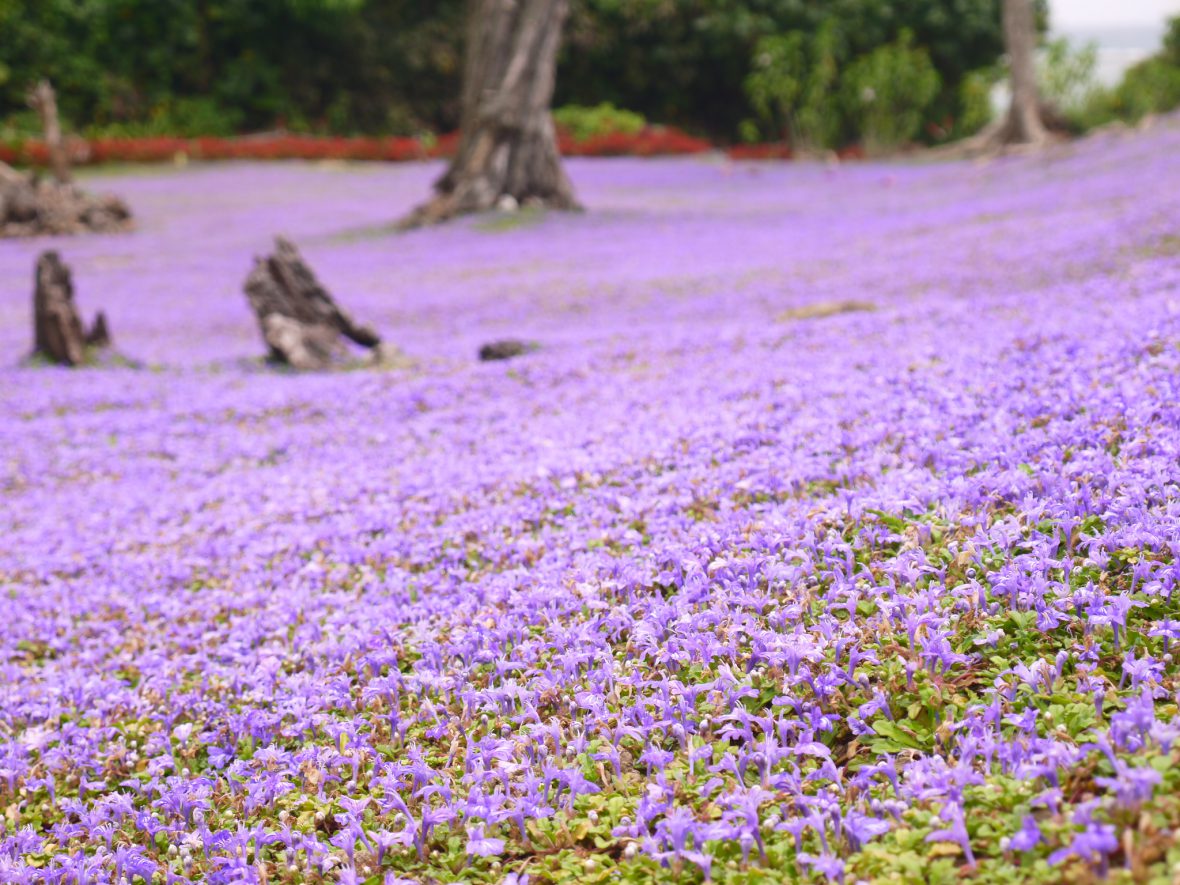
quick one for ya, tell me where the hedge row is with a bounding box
[0,127,814,168]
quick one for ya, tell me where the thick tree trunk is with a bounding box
[1001,0,1048,145]
[33,251,111,366]
[402,0,579,227]
[244,237,383,370]
[28,80,72,185]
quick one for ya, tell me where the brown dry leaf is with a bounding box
[777,300,877,321]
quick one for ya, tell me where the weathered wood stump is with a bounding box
[0,169,132,237]
[33,251,112,366]
[479,339,537,361]
[0,80,132,238]
[244,237,382,370]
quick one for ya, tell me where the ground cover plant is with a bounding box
[1,120,1180,883]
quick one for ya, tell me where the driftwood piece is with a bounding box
[244,237,381,369]
[0,81,131,237]
[0,162,132,237]
[33,251,112,366]
[479,339,537,361]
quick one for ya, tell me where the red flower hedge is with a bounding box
[0,127,840,168]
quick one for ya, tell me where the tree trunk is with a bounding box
[33,251,111,366]
[950,0,1049,155]
[1000,0,1047,145]
[244,237,382,370]
[28,80,72,185]
[402,0,579,227]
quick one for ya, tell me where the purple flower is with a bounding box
[1007,815,1042,852]
[465,825,506,858]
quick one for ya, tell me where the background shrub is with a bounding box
[552,103,646,142]
[842,31,941,153]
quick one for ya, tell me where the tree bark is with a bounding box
[28,80,72,185]
[244,237,382,370]
[402,0,579,227]
[1001,0,1048,145]
[33,251,111,366]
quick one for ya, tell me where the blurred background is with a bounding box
[1,0,1177,158]
[1053,0,1176,84]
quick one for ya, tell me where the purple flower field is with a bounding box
[2,122,1180,883]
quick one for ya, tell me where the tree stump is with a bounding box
[401,0,580,228]
[33,251,112,366]
[1,79,132,237]
[1,162,132,237]
[244,237,382,370]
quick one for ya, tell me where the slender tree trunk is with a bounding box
[950,0,1049,155]
[28,80,73,185]
[402,0,579,227]
[1001,0,1047,145]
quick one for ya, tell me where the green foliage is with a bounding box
[744,22,842,149]
[1038,37,1100,119]
[955,67,1002,139]
[0,0,1010,143]
[87,98,243,138]
[1093,56,1180,123]
[0,0,466,136]
[842,30,941,153]
[561,0,1007,142]
[553,103,646,142]
[745,26,942,152]
[1068,15,1180,130]
[1165,15,1180,67]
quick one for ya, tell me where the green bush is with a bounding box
[1164,15,1180,67]
[744,21,843,150]
[84,98,244,139]
[563,0,1008,142]
[954,67,1002,139]
[1087,57,1180,124]
[1038,37,1100,122]
[842,30,941,153]
[552,103,646,142]
[1070,16,1180,130]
